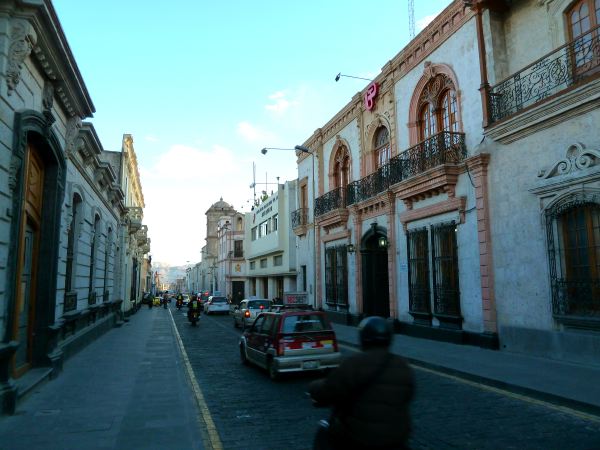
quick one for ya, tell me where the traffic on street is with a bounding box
[170,305,600,450]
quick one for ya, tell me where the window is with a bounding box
[407,222,461,325]
[418,74,458,141]
[103,227,112,302]
[234,240,243,258]
[251,227,257,241]
[325,245,348,308]
[272,214,278,232]
[546,201,600,321]
[333,145,350,189]
[567,0,600,71]
[407,228,430,317]
[259,220,269,237]
[431,222,460,317]
[260,258,267,268]
[282,314,329,333]
[64,194,83,312]
[301,265,307,292]
[250,261,255,270]
[261,315,276,335]
[274,255,283,266]
[374,126,390,169]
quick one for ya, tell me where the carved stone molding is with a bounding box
[391,165,463,210]
[400,196,467,230]
[6,19,37,95]
[538,143,600,179]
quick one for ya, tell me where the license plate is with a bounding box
[303,360,319,370]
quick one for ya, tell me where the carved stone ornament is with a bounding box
[537,143,600,179]
[42,81,56,132]
[8,155,21,192]
[65,117,82,158]
[6,19,37,96]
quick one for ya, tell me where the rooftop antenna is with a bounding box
[408,0,415,39]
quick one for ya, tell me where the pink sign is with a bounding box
[364,82,379,111]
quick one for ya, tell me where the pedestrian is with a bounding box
[309,316,415,450]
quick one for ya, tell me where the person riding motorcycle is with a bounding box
[309,316,415,450]
[187,294,201,322]
[176,293,184,309]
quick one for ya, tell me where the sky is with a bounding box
[51,0,453,266]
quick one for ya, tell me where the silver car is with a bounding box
[232,298,273,329]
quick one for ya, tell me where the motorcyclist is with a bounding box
[309,316,415,450]
[162,292,169,308]
[187,294,200,322]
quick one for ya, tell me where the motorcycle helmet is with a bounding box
[358,316,393,349]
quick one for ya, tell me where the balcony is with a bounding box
[127,206,143,233]
[344,131,467,207]
[315,187,346,217]
[291,207,308,228]
[136,225,148,245]
[489,26,600,124]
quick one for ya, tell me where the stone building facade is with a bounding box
[294,0,600,365]
[0,0,150,414]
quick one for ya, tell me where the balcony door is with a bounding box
[13,144,44,376]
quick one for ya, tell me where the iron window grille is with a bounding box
[431,222,462,326]
[325,245,348,309]
[407,227,431,323]
[546,198,600,327]
[291,207,308,228]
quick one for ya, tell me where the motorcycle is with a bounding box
[176,299,183,310]
[188,309,199,326]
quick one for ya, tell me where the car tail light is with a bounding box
[260,305,264,310]
[275,334,284,356]
[244,310,250,318]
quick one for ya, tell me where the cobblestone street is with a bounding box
[174,310,600,450]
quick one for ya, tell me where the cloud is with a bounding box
[237,121,277,143]
[417,13,439,31]
[265,90,299,114]
[144,135,158,142]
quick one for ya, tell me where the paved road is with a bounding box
[174,309,600,450]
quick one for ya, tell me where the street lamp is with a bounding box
[261,145,318,307]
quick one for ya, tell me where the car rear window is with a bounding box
[211,297,227,303]
[248,300,271,309]
[282,314,329,333]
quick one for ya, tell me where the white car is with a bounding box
[232,298,273,329]
[204,296,230,314]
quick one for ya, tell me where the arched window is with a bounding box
[567,0,600,70]
[103,226,112,302]
[333,145,350,189]
[88,214,100,304]
[418,74,458,141]
[64,194,82,312]
[374,126,390,169]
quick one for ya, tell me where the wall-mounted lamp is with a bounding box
[346,243,356,254]
[335,73,373,82]
[378,236,388,248]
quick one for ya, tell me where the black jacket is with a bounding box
[309,348,414,450]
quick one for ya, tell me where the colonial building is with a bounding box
[246,181,298,301]
[216,213,246,304]
[0,0,150,414]
[294,0,600,365]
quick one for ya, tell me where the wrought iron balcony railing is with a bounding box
[315,187,345,217]
[346,131,467,206]
[489,25,600,123]
[291,207,308,228]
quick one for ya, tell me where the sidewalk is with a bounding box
[332,322,600,416]
[0,307,204,450]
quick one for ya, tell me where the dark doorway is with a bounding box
[232,281,245,304]
[361,224,390,318]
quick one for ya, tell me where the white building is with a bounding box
[293,0,600,365]
[0,0,150,414]
[246,181,298,301]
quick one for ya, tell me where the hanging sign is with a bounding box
[364,82,379,111]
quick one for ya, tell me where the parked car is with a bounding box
[232,298,273,329]
[204,296,230,314]
[182,294,190,305]
[239,308,341,380]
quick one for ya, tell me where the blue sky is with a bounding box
[52,0,453,266]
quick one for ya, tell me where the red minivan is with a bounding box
[239,308,341,380]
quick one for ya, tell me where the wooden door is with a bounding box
[13,144,44,377]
